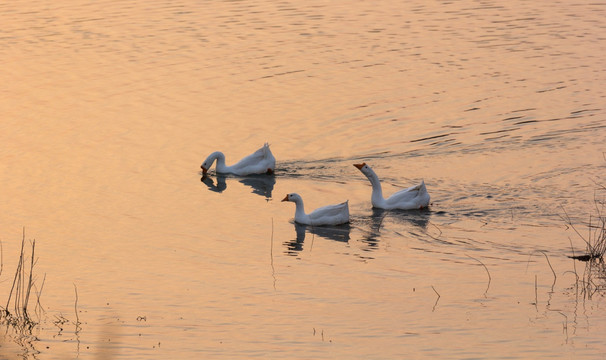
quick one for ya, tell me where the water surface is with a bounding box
[1,0,605,358]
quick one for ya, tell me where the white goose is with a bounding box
[282,193,349,226]
[201,143,276,176]
[354,163,430,210]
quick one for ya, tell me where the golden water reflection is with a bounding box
[0,0,605,358]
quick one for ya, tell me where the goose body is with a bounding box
[282,193,349,226]
[201,143,276,176]
[354,163,430,210]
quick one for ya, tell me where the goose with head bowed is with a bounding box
[201,143,276,176]
[282,193,349,226]
[354,163,430,210]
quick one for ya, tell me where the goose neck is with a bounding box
[366,171,383,196]
[293,197,306,216]
[213,152,228,172]
[365,170,387,207]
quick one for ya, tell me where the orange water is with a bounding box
[1,0,605,358]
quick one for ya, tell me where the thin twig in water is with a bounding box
[73,282,82,355]
[270,218,276,290]
[568,237,578,280]
[537,250,556,287]
[430,222,442,238]
[560,205,598,258]
[422,222,443,242]
[23,239,36,318]
[35,274,47,320]
[559,312,568,340]
[270,218,274,262]
[431,285,440,311]
[466,254,491,296]
[560,206,589,248]
[6,230,26,313]
[0,238,3,279]
[73,283,80,327]
[534,274,538,308]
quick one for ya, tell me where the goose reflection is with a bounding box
[284,222,351,256]
[201,174,227,193]
[200,174,275,199]
[382,208,431,229]
[239,175,275,198]
[359,208,431,251]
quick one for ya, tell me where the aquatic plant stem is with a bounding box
[466,254,491,296]
[568,237,578,280]
[6,229,26,314]
[74,284,79,325]
[23,239,36,319]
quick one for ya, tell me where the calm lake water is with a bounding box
[1,0,605,358]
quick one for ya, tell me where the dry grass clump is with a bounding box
[562,195,606,262]
[561,172,606,299]
[0,229,45,332]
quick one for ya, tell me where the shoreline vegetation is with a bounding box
[563,202,606,262]
[0,230,84,360]
[562,159,606,299]
[0,229,44,359]
[0,229,44,332]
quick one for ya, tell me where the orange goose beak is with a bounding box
[281,194,289,202]
[353,163,366,170]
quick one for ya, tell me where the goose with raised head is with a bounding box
[201,143,275,176]
[354,163,430,210]
[282,193,349,226]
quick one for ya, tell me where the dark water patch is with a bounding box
[480,128,518,136]
[351,208,432,232]
[501,116,524,122]
[483,134,510,141]
[412,234,510,263]
[350,102,377,110]
[536,85,567,93]
[570,108,601,116]
[248,71,304,81]
[430,138,461,148]
[511,108,537,113]
[527,123,606,144]
[513,119,539,125]
[405,216,563,264]
[410,133,451,143]
[462,210,492,218]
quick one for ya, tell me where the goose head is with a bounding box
[200,158,212,175]
[200,151,221,175]
[354,162,371,174]
[281,193,302,203]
